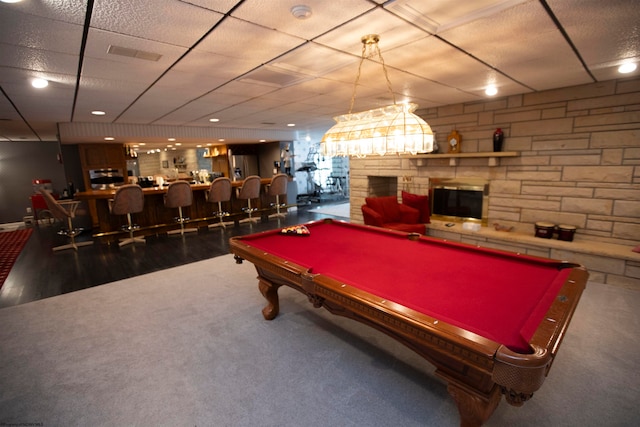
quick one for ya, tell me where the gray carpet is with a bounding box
[312,202,350,218]
[0,255,638,426]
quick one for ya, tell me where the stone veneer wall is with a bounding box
[349,76,640,248]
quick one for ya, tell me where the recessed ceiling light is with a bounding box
[287,123,296,127]
[1,0,24,4]
[91,110,106,116]
[175,142,181,146]
[618,63,637,74]
[209,118,219,122]
[31,78,48,88]
[104,137,115,141]
[485,86,498,96]
[259,139,266,142]
[168,137,176,141]
[218,139,225,142]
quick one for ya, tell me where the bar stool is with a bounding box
[164,181,198,235]
[268,173,288,219]
[39,190,93,251]
[206,177,233,229]
[110,184,145,247]
[237,175,261,224]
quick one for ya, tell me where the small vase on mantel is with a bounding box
[493,128,504,152]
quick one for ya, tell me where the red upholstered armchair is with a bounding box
[361,196,426,234]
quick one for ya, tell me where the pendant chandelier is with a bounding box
[320,34,434,158]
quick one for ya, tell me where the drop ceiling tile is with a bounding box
[549,0,640,68]
[0,67,77,118]
[0,0,87,25]
[154,69,229,95]
[293,76,355,96]
[180,0,239,14]
[232,0,376,40]
[212,80,279,98]
[205,103,268,123]
[91,0,224,46]
[1,0,637,145]
[73,77,151,121]
[381,36,498,91]
[0,119,43,141]
[0,9,83,54]
[258,85,324,103]
[155,91,252,126]
[172,50,258,81]
[385,0,530,34]
[196,17,305,62]
[0,45,78,78]
[314,8,427,55]
[268,43,356,78]
[152,101,230,126]
[1,84,75,122]
[437,0,589,90]
[115,72,229,124]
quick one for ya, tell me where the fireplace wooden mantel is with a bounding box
[402,151,518,166]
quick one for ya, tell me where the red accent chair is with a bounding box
[361,196,426,234]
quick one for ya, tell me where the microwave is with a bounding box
[89,168,125,190]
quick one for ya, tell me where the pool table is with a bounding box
[229,219,589,427]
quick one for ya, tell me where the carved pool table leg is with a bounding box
[447,382,502,427]
[258,278,281,320]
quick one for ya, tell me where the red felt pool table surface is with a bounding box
[238,219,573,353]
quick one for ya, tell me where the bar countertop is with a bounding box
[75,178,274,200]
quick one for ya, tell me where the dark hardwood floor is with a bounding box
[0,202,347,309]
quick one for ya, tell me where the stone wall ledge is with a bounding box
[427,220,640,262]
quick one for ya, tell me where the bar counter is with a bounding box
[76,178,280,240]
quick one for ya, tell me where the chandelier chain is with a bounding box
[348,36,397,114]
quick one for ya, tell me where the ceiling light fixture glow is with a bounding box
[485,86,498,96]
[209,118,219,122]
[31,78,48,88]
[91,110,106,116]
[618,62,637,74]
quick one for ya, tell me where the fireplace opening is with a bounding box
[429,178,489,225]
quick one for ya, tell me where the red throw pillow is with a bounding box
[401,191,431,223]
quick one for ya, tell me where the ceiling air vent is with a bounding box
[107,45,162,62]
[240,66,311,88]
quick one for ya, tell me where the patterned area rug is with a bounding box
[0,229,32,289]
